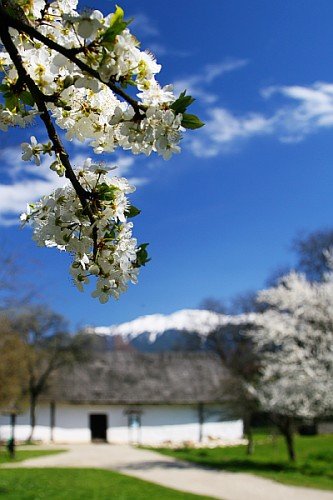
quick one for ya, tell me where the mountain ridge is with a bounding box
[85,309,256,352]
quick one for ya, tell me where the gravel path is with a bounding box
[3,443,333,500]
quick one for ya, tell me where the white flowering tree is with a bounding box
[250,271,333,461]
[0,0,202,302]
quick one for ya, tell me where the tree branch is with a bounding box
[0,6,145,119]
[0,18,98,254]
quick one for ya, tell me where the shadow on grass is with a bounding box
[185,458,297,473]
[171,455,333,480]
[120,459,202,471]
[150,435,333,491]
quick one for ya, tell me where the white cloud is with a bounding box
[188,81,333,157]
[131,13,160,38]
[188,108,273,157]
[147,42,191,58]
[0,179,63,225]
[112,155,135,176]
[0,149,69,225]
[266,82,333,140]
[127,177,149,187]
[173,59,249,103]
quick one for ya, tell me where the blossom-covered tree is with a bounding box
[0,0,202,302]
[250,270,333,461]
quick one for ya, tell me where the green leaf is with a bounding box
[110,5,125,27]
[97,183,120,201]
[101,6,132,48]
[181,113,205,129]
[125,205,141,218]
[101,24,126,47]
[20,90,35,107]
[104,229,116,240]
[98,182,110,192]
[5,94,18,111]
[0,84,10,93]
[136,243,150,267]
[63,75,74,89]
[171,90,195,114]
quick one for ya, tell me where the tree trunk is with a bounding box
[284,419,296,462]
[246,426,254,455]
[244,413,254,455]
[28,392,37,442]
[272,414,297,462]
[274,415,296,462]
[198,403,204,443]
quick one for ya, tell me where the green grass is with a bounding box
[150,433,333,491]
[0,449,66,465]
[0,468,213,499]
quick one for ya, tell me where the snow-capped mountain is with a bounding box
[85,309,255,352]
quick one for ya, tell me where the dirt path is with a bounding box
[4,443,333,500]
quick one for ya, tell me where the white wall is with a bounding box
[0,403,243,445]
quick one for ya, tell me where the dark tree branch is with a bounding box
[0,18,99,255]
[0,6,145,119]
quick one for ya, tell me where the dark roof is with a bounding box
[46,352,230,405]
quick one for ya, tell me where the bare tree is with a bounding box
[229,290,268,314]
[0,247,40,309]
[0,317,29,410]
[265,265,293,288]
[292,228,333,281]
[7,306,91,441]
[199,297,228,314]
[207,321,260,454]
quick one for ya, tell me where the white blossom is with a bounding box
[0,2,188,159]
[0,1,201,301]
[21,160,141,302]
[21,136,43,165]
[249,270,333,419]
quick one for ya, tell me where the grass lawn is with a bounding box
[150,433,333,491]
[0,468,213,499]
[0,449,66,465]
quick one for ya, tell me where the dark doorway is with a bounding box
[89,414,108,442]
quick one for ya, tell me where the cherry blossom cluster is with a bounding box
[53,88,183,159]
[0,1,202,301]
[21,159,146,302]
[0,1,201,158]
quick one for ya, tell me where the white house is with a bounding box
[0,352,243,445]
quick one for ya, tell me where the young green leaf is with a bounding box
[125,205,141,218]
[101,5,132,48]
[110,5,125,27]
[97,183,120,201]
[20,90,35,107]
[181,113,205,129]
[0,84,10,93]
[5,94,18,111]
[171,90,195,114]
[136,243,150,267]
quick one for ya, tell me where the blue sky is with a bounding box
[1,0,333,329]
